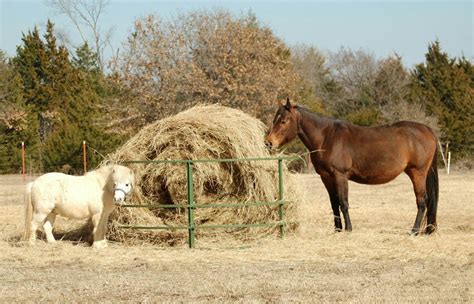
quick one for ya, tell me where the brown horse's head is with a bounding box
[265,98,299,150]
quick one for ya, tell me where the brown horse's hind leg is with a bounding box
[406,168,428,235]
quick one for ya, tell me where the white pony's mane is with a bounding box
[88,164,114,175]
[85,165,115,189]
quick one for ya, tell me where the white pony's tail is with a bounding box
[23,182,34,241]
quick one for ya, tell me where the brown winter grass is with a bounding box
[1,171,473,303]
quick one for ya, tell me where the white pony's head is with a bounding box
[109,165,135,204]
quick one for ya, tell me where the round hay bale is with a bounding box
[106,104,301,245]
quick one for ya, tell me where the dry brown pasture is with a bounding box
[1,171,473,303]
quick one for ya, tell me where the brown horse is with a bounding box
[266,98,439,234]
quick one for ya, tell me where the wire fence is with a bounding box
[1,139,453,176]
[0,141,93,176]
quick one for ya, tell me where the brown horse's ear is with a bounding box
[277,99,284,107]
[284,97,292,111]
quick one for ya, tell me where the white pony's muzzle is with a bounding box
[114,188,128,204]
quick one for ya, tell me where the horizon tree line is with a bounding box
[1,9,472,173]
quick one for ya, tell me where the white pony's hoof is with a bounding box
[92,240,108,249]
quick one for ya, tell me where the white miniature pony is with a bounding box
[24,164,134,249]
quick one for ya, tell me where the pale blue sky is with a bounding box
[1,0,472,68]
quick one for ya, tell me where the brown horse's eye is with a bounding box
[281,120,286,124]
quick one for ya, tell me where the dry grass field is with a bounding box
[1,171,473,303]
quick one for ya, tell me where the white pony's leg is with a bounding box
[43,213,57,243]
[93,239,108,249]
[29,220,38,245]
[91,213,100,238]
[91,213,108,249]
[92,211,113,249]
[29,212,48,245]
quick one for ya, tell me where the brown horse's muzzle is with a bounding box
[265,134,279,150]
[265,140,273,150]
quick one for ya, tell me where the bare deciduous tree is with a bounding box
[374,55,410,107]
[322,48,438,130]
[325,47,379,117]
[291,44,329,102]
[376,56,439,133]
[47,0,114,71]
[112,10,300,131]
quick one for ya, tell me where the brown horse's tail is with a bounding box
[425,146,439,234]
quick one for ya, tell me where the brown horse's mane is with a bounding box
[295,105,350,130]
[296,105,410,130]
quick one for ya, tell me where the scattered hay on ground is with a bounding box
[105,104,302,246]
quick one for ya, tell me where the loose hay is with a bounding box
[105,104,302,246]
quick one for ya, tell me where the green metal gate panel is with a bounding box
[120,156,297,248]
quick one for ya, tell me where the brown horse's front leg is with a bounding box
[334,172,352,232]
[320,176,343,231]
[330,195,343,231]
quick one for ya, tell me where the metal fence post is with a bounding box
[278,158,285,238]
[21,142,26,183]
[186,161,195,248]
[82,141,87,175]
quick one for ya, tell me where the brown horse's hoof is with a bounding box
[425,225,437,235]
